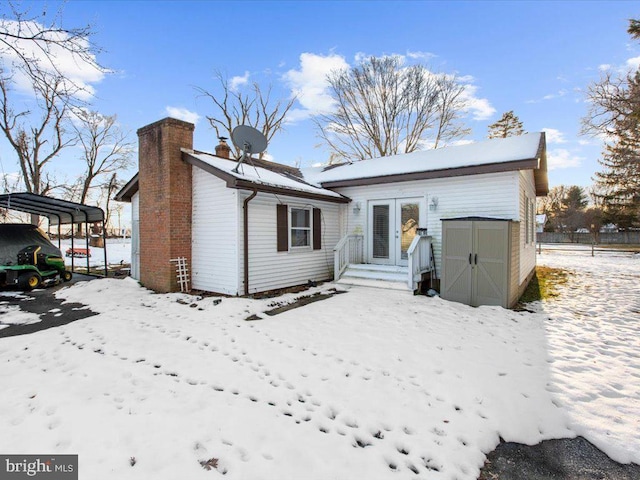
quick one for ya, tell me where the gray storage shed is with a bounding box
[440,217,521,308]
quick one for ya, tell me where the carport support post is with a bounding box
[102,219,107,277]
[83,213,90,274]
[70,228,75,272]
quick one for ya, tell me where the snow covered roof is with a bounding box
[304,133,548,195]
[116,132,547,205]
[183,150,349,204]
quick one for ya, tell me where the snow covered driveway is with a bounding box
[0,249,637,479]
[534,247,640,465]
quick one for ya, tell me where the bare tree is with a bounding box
[196,72,296,160]
[0,3,103,225]
[71,110,134,205]
[582,19,640,228]
[0,67,75,198]
[316,56,470,162]
[581,71,636,138]
[0,2,102,95]
[66,110,133,234]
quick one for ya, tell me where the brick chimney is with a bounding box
[137,118,194,293]
[215,136,231,159]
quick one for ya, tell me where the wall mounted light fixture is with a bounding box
[353,202,362,214]
[429,197,439,211]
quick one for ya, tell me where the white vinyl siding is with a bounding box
[334,171,520,279]
[238,191,341,294]
[191,167,239,295]
[518,170,537,285]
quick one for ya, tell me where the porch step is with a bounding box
[337,264,411,291]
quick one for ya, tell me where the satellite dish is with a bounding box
[231,126,268,173]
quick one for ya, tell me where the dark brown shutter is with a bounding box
[313,208,321,250]
[277,204,288,252]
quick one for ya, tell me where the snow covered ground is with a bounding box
[0,292,40,330]
[0,248,637,479]
[59,237,131,269]
[533,246,640,465]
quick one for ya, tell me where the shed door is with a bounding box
[473,221,509,307]
[441,221,473,305]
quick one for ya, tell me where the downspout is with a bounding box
[243,189,258,296]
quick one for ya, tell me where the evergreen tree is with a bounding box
[487,111,525,139]
[538,185,589,232]
[629,18,640,39]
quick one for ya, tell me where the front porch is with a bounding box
[333,234,435,292]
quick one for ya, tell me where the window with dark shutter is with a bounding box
[276,204,288,252]
[313,208,321,250]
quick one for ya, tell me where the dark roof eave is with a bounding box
[232,179,350,204]
[114,173,139,202]
[319,158,540,189]
[533,132,549,196]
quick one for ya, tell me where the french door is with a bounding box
[368,198,422,266]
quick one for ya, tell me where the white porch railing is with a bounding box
[333,234,364,281]
[407,235,434,290]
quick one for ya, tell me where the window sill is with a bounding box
[288,246,313,253]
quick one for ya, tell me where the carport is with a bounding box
[0,192,108,276]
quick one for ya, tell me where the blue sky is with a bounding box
[1,0,639,197]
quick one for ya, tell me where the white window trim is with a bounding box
[289,206,312,250]
[530,199,536,244]
[525,198,530,245]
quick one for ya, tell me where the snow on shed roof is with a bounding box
[306,133,546,189]
[183,150,348,203]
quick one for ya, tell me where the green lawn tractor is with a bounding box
[0,224,73,291]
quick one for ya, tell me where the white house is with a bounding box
[116,118,548,308]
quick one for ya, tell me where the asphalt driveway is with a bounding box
[0,273,98,338]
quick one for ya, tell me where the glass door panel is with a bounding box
[368,200,394,265]
[372,204,390,259]
[399,201,420,263]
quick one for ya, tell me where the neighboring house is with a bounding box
[116,118,548,308]
[536,214,547,233]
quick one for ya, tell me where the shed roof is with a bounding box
[0,192,105,225]
[304,133,548,195]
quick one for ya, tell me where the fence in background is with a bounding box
[537,231,640,245]
[537,242,640,257]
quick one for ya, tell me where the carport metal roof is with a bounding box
[0,192,108,277]
[0,192,104,225]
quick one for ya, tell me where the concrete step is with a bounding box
[341,269,407,283]
[336,276,412,291]
[338,264,411,291]
[346,264,408,274]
